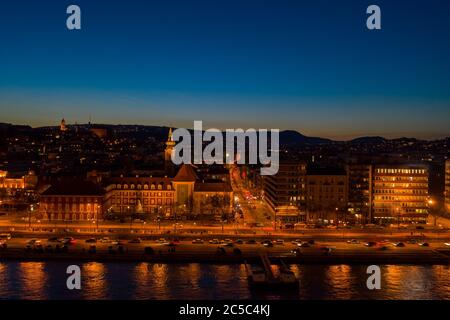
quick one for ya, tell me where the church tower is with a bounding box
[60,118,67,132]
[164,128,176,175]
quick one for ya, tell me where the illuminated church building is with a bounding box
[39,128,233,221]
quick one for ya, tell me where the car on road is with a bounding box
[156,238,167,243]
[407,239,418,244]
[364,241,377,247]
[209,239,220,244]
[320,246,332,254]
[234,239,244,244]
[0,233,12,240]
[260,240,273,247]
[99,237,111,243]
[48,237,59,242]
[27,239,39,245]
[379,246,389,251]
[63,237,76,245]
[245,239,257,244]
[275,239,284,245]
[298,242,310,248]
[220,242,233,247]
[128,238,142,244]
[85,238,97,243]
[347,239,360,244]
[418,242,429,247]
[393,242,405,247]
[192,239,204,244]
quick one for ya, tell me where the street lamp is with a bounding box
[428,199,436,227]
[28,204,35,229]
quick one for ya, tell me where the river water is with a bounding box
[0,262,448,300]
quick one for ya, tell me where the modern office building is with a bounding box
[263,161,307,224]
[372,165,429,224]
[347,163,372,224]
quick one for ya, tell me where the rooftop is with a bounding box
[42,179,105,196]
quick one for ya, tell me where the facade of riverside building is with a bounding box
[306,166,349,225]
[263,161,431,226]
[372,165,429,224]
[39,164,234,221]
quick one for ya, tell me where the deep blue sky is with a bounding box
[0,0,449,139]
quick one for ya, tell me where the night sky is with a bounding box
[0,0,449,140]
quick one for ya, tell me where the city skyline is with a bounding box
[1,0,450,140]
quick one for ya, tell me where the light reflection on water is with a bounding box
[0,262,448,300]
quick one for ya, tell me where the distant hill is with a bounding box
[348,136,387,144]
[279,130,333,145]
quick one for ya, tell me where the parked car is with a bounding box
[27,239,39,245]
[275,239,284,245]
[209,239,220,244]
[298,242,310,248]
[100,237,111,243]
[418,242,429,247]
[222,242,234,247]
[245,239,257,244]
[364,241,377,247]
[128,238,142,244]
[394,242,405,247]
[85,238,97,243]
[263,241,273,247]
[235,239,244,244]
[48,237,59,242]
[320,246,332,254]
[63,237,76,245]
[192,239,204,244]
[0,233,12,240]
[347,239,360,244]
